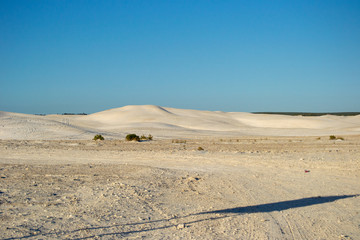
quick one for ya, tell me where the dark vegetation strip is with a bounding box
[34,112,360,117]
[34,113,88,116]
[252,112,360,116]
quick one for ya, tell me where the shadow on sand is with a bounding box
[4,194,358,240]
[199,194,358,215]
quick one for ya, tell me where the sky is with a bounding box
[1,0,360,114]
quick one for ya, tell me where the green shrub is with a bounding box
[197,146,204,151]
[93,134,104,141]
[126,134,140,141]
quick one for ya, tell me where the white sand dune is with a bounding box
[1,105,360,139]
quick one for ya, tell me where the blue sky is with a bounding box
[1,0,359,114]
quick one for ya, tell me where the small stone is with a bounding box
[177,224,185,229]
[339,235,350,239]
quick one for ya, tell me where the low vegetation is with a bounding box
[172,139,187,144]
[219,138,241,142]
[125,134,154,142]
[253,112,360,116]
[126,134,140,141]
[93,134,104,141]
[197,146,204,151]
[140,134,153,141]
[62,113,88,115]
[329,135,344,140]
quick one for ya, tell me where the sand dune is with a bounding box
[1,105,360,139]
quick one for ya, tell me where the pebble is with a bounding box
[339,235,350,239]
[177,224,185,229]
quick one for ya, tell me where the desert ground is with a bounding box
[1,105,360,239]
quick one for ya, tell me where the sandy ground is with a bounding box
[1,136,359,239]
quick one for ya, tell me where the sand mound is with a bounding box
[1,105,360,139]
[82,105,247,131]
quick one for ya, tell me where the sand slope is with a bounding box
[1,105,360,139]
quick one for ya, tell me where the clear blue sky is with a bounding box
[1,0,359,114]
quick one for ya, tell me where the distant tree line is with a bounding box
[61,113,88,115]
[252,112,360,116]
[34,113,88,116]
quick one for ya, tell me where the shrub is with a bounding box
[197,146,204,151]
[126,134,140,141]
[93,134,104,141]
[147,134,153,141]
[329,135,344,141]
[140,134,153,141]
